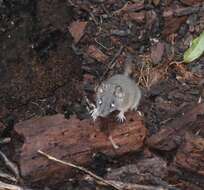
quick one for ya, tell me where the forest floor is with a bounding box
[0,0,204,190]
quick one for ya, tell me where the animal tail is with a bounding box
[124,54,133,76]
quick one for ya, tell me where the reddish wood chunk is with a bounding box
[68,21,88,43]
[147,103,204,151]
[87,45,108,63]
[175,133,204,176]
[150,42,165,64]
[180,0,203,6]
[14,112,146,184]
[123,12,145,23]
[162,16,187,37]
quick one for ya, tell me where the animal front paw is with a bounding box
[132,107,138,111]
[116,112,126,123]
[90,108,98,121]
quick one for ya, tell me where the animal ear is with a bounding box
[97,83,105,93]
[114,85,124,98]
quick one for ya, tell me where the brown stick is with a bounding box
[38,150,122,190]
[0,151,20,180]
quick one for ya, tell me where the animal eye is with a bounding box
[114,85,124,98]
[98,87,103,93]
[111,103,115,107]
[98,99,102,105]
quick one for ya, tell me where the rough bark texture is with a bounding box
[105,156,168,185]
[14,112,146,184]
[175,133,204,176]
[147,103,204,151]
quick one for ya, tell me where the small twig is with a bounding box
[0,171,17,182]
[113,2,130,15]
[101,4,112,19]
[138,63,144,85]
[30,101,46,116]
[0,151,20,180]
[138,55,152,88]
[198,96,202,104]
[89,12,99,25]
[94,38,109,51]
[0,181,23,190]
[108,135,119,149]
[0,138,11,144]
[38,150,122,190]
[147,66,151,89]
[165,61,183,73]
[169,61,183,67]
[109,46,124,69]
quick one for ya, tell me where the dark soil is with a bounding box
[0,0,83,123]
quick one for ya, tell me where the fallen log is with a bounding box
[147,103,204,151]
[13,112,146,184]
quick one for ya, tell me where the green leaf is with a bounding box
[183,31,204,63]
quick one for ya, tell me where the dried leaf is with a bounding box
[153,0,160,6]
[123,12,145,23]
[68,21,88,44]
[150,42,165,64]
[87,45,108,63]
[162,16,187,36]
[184,31,204,63]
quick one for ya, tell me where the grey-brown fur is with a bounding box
[90,65,141,122]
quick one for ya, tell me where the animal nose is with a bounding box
[99,110,108,117]
[99,112,106,117]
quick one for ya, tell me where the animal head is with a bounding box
[96,83,125,117]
